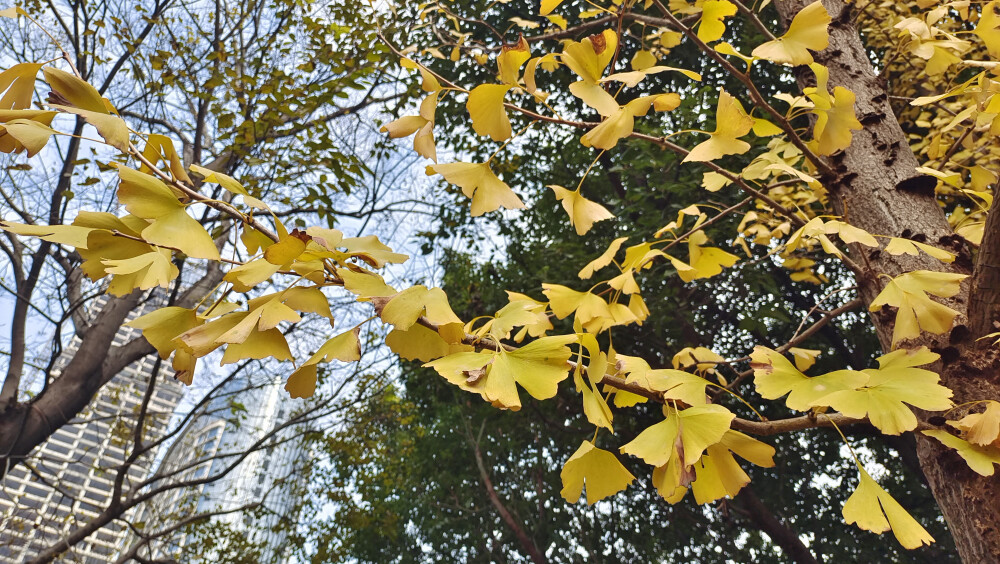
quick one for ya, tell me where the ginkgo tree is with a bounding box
[4,0,1000,560]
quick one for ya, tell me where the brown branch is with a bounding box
[469,424,547,564]
[650,0,834,178]
[502,103,809,230]
[724,298,863,390]
[731,413,862,435]
[733,486,819,564]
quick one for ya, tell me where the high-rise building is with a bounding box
[0,297,185,563]
[119,373,308,563]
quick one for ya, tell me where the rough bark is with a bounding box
[0,292,144,475]
[0,264,221,478]
[772,1,1000,561]
[0,119,85,408]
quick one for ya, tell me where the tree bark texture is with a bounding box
[772,1,1000,561]
[0,292,147,476]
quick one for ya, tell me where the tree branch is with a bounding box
[968,192,1000,339]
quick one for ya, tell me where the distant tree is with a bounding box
[5,0,1000,561]
[0,0,404,475]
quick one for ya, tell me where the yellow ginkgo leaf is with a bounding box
[486,299,551,341]
[580,96,660,150]
[386,324,471,362]
[43,67,108,113]
[427,162,525,216]
[579,236,627,279]
[223,259,281,293]
[339,268,397,299]
[578,370,614,430]
[560,440,636,504]
[75,231,153,295]
[1,119,57,156]
[683,88,754,162]
[0,63,43,110]
[975,1,1000,58]
[0,221,93,249]
[494,335,577,405]
[869,270,967,348]
[281,286,333,320]
[949,401,1000,447]
[190,164,270,210]
[640,369,710,406]
[400,58,441,92]
[842,466,934,549]
[546,14,567,30]
[621,241,667,271]
[0,109,57,155]
[690,430,775,504]
[751,1,831,65]
[116,166,220,260]
[568,81,620,116]
[884,238,956,263]
[263,232,307,265]
[102,249,179,292]
[141,134,192,183]
[804,64,862,156]
[381,92,438,162]
[651,453,692,504]
[812,86,862,155]
[175,312,242,357]
[608,270,639,294]
[561,30,618,84]
[426,335,575,410]
[49,103,130,151]
[524,53,559,99]
[127,306,201,358]
[172,349,197,385]
[677,231,739,282]
[305,327,362,365]
[541,283,612,333]
[220,326,292,365]
[702,171,731,192]
[789,347,821,371]
[653,93,682,111]
[497,36,530,85]
[749,346,867,411]
[504,293,553,341]
[380,285,464,340]
[341,234,408,268]
[215,309,272,345]
[814,347,952,435]
[467,83,513,141]
[620,404,733,467]
[631,49,657,71]
[540,0,564,16]
[697,0,737,43]
[602,66,701,87]
[285,365,318,399]
[823,220,878,248]
[671,346,724,375]
[924,430,1000,476]
[548,185,614,235]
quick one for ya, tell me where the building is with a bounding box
[0,296,185,563]
[119,373,309,563]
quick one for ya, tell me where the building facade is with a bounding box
[0,298,185,563]
[120,373,308,563]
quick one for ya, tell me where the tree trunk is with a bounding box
[0,292,147,475]
[771,1,1000,561]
